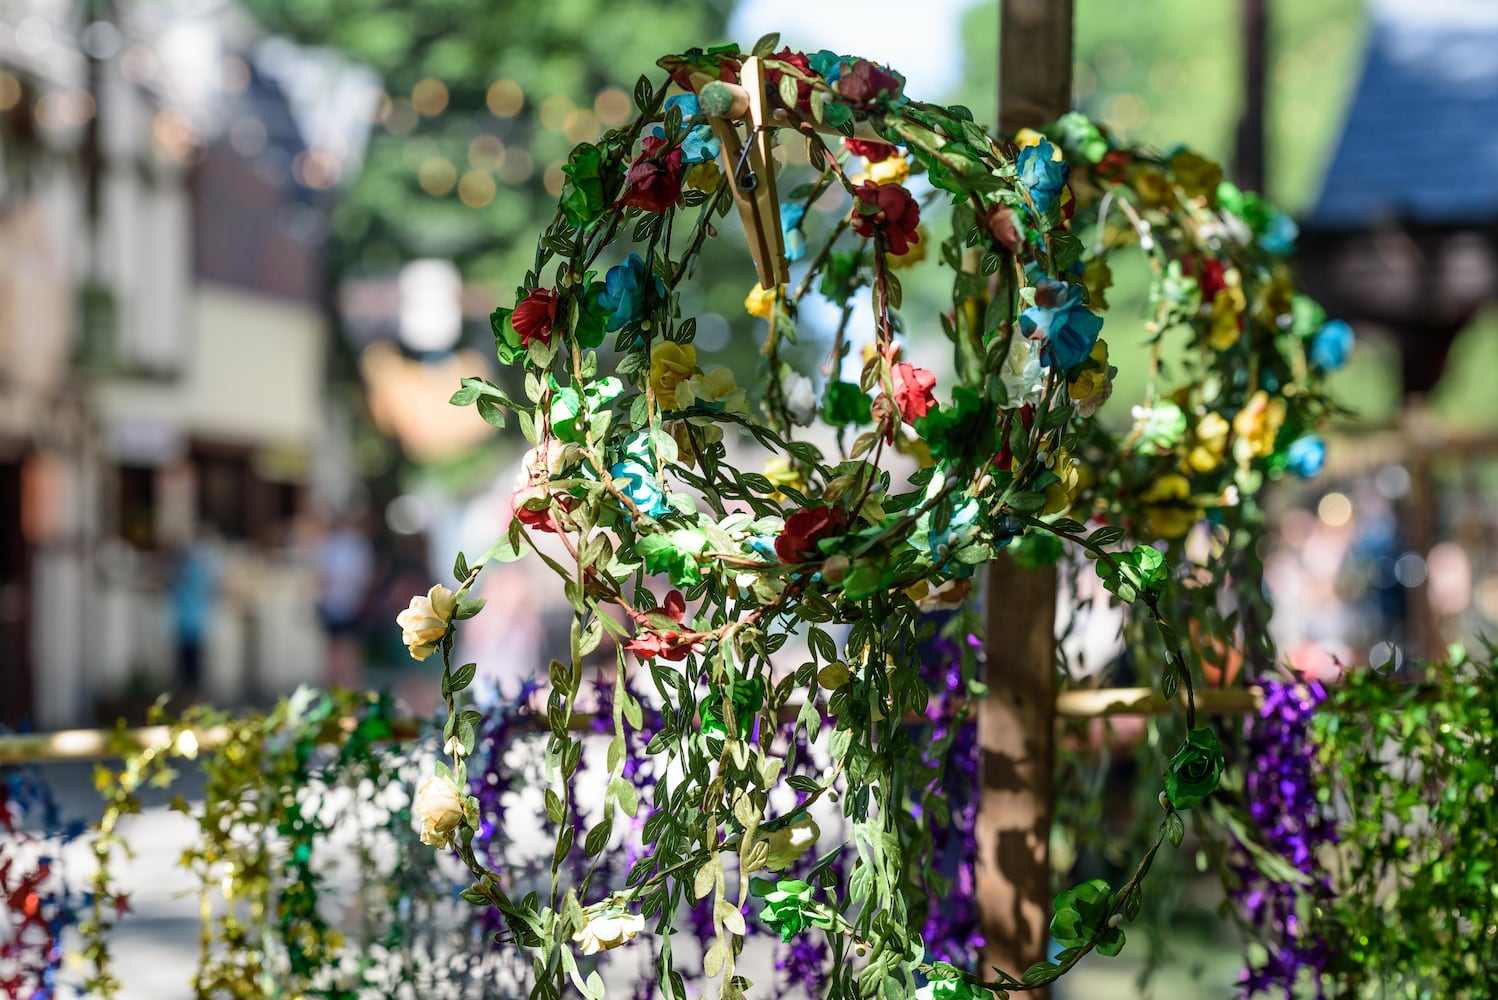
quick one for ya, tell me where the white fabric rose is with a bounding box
[396,584,457,661]
[415,773,466,848]
[761,816,821,871]
[571,908,645,955]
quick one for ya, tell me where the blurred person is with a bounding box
[171,529,222,699]
[315,512,375,690]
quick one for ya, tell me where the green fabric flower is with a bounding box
[699,677,765,742]
[635,529,708,587]
[1134,401,1188,455]
[1051,878,1125,957]
[914,386,996,466]
[1166,726,1225,810]
[560,144,608,228]
[491,306,523,366]
[821,380,872,427]
[750,877,818,943]
[550,376,623,444]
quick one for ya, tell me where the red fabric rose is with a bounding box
[850,181,921,256]
[1095,149,1131,183]
[891,362,937,423]
[623,136,684,214]
[985,204,1023,254]
[511,484,558,533]
[511,288,560,347]
[775,505,849,565]
[836,60,903,110]
[1196,257,1228,300]
[624,589,701,661]
[844,137,899,162]
[764,48,817,113]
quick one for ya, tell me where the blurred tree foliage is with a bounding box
[240,0,735,283]
[950,0,1367,213]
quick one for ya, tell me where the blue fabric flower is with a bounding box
[808,50,849,83]
[781,201,807,261]
[1019,280,1104,371]
[1309,319,1354,371]
[1259,210,1299,256]
[918,497,980,577]
[654,94,721,165]
[598,253,665,331]
[610,460,669,517]
[1017,140,1070,215]
[1285,436,1325,478]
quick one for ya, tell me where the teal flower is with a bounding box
[610,460,669,517]
[598,253,665,332]
[1285,435,1325,478]
[1309,319,1354,371]
[1020,280,1103,371]
[654,94,720,165]
[1017,140,1069,215]
[781,201,807,262]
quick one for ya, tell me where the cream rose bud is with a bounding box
[396,584,458,661]
[571,909,645,956]
[761,815,821,871]
[415,773,466,848]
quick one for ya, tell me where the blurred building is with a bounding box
[0,7,376,726]
[1298,0,1498,397]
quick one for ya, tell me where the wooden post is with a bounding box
[979,0,1072,987]
[1233,0,1268,194]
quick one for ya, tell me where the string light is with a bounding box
[486,79,523,117]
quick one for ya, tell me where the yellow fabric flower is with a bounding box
[396,584,457,661]
[572,906,645,956]
[762,816,821,871]
[1184,412,1231,474]
[1042,449,1080,515]
[885,224,929,270]
[1083,257,1113,312]
[684,161,720,192]
[1067,340,1117,417]
[1208,282,1246,351]
[649,340,696,406]
[1014,127,1046,149]
[415,773,465,847]
[1233,390,1286,459]
[762,456,806,501]
[1168,150,1223,202]
[675,366,749,417]
[866,155,910,186]
[1132,165,1173,208]
[745,282,781,320]
[1139,473,1199,540]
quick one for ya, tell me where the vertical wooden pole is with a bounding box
[979,1,1072,988]
[1232,0,1268,194]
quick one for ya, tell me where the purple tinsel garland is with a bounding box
[1229,677,1336,998]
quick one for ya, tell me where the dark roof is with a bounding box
[1309,0,1498,229]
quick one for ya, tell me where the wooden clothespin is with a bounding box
[700,57,789,290]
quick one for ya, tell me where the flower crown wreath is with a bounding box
[413,36,1342,1000]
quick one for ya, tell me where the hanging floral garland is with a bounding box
[421,35,1339,999]
[81,690,522,999]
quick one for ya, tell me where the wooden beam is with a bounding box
[982,0,1074,988]
[998,0,1075,133]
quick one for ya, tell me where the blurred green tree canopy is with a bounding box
[242,0,735,282]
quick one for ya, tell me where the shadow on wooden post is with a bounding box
[979,554,1058,987]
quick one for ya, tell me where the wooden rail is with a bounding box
[0,686,1271,765]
